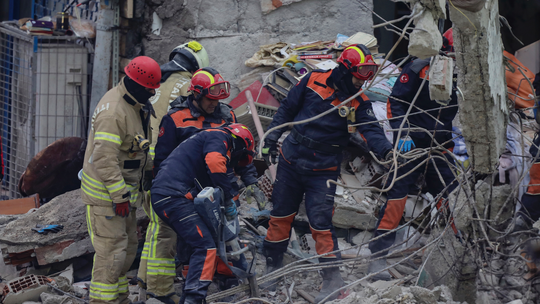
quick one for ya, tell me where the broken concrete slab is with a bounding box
[40,292,77,304]
[332,207,377,230]
[408,3,442,59]
[0,190,92,266]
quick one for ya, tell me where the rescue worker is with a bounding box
[138,41,209,304]
[368,31,459,280]
[150,124,256,304]
[261,44,393,303]
[82,56,160,304]
[140,67,264,303]
[517,70,540,227]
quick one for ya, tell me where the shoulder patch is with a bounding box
[159,127,165,137]
[400,74,409,83]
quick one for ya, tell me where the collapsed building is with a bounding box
[1,0,540,304]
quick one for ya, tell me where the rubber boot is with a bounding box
[368,258,391,281]
[259,252,283,291]
[314,267,344,304]
[183,295,203,304]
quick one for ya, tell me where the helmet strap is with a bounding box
[192,92,211,116]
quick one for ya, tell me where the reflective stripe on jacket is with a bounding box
[82,77,152,207]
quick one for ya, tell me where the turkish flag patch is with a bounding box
[400,74,409,83]
[158,127,165,137]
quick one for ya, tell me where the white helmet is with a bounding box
[169,41,209,71]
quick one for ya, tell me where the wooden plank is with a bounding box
[388,267,404,279]
[0,195,39,215]
[297,289,315,304]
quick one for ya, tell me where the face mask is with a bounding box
[124,76,155,104]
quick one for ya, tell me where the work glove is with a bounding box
[245,184,267,210]
[262,140,278,166]
[31,224,64,234]
[397,136,415,152]
[113,201,130,218]
[224,199,238,221]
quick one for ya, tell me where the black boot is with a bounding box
[259,252,283,291]
[314,267,344,304]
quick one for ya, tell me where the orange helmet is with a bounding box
[188,67,230,100]
[124,56,161,89]
[225,123,255,167]
[337,44,379,80]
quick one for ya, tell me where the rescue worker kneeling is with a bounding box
[150,124,255,304]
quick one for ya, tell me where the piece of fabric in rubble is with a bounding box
[244,42,291,68]
[499,121,531,204]
[363,62,400,103]
[452,126,468,163]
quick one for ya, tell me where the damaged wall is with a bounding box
[142,0,374,97]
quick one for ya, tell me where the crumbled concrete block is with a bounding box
[478,269,500,286]
[40,292,77,304]
[429,55,454,102]
[408,286,438,304]
[380,285,402,299]
[332,208,377,230]
[506,300,524,304]
[432,285,453,302]
[408,3,442,59]
[418,0,446,18]
[351,231,373,246]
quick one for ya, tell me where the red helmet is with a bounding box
[442,28,454,52]
[337,44,379,80]
[225,123,255,167]
[188,67,230,100]
[124,56,161,89]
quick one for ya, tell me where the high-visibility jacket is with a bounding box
[148,71,193,159]
[82,78,153,208]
